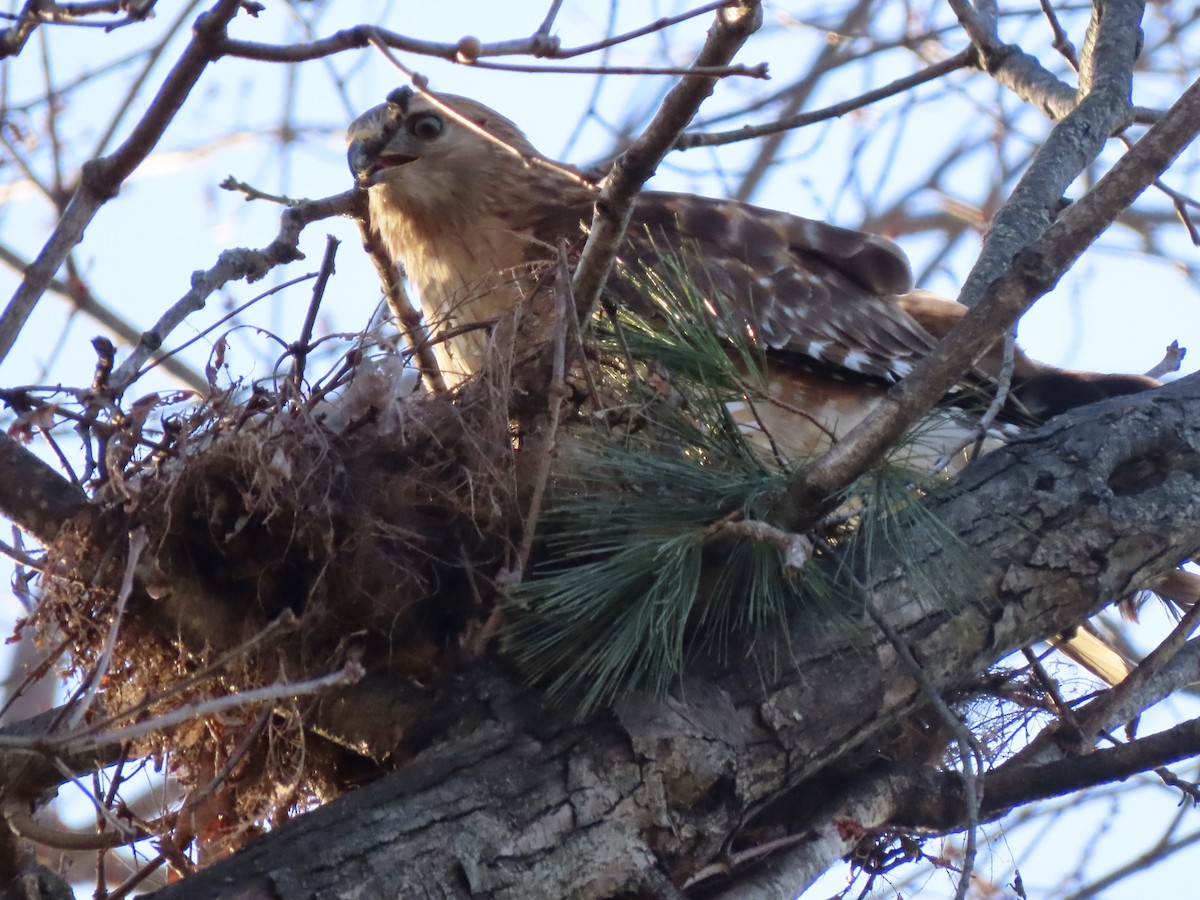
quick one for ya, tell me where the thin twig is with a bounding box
[350,190,447,392]
[1021,646,1083,735]
[291,234,339,391]
[363,34,600,192]
[219,175,301,205]
[534,0,565,40]
[860,584,985,900]
[54,664,363,755]
[0,536,42,569]
[466,59,768,79]
[80,610,300,739]
[1038,0,1080,69]
[134,273,316,385]
[51,755,139,838]
[67,527,147,731]
[557,256,604,426]
[678,49,973,150]
[174,706,272,817]
[514,242,572,577]
[931,329,1017,474]
[106,854,166,900]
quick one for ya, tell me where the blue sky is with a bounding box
[2,1,1199,896]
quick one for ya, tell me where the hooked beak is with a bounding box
[347,131,418,188]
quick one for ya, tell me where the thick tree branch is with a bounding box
[956,0,1145,301]
[753,712,1200,892]
[775,64,1200,531]
[881,713,1200,834]
[145,373,1200,899]
[0,433,86,545]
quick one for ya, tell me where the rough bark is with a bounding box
[142,372,1200,898]
[0,432,85,544]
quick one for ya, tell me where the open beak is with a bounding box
[347,133,417,188]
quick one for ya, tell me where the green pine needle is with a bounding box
[504,241,975,715]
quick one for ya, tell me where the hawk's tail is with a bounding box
[897,290,1165,424]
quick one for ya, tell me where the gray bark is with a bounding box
[145,373,1200,898]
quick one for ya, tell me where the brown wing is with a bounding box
[523,189,1161,421]
[617,193,937,381]
[523,190,934,382]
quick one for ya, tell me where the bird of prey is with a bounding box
[346,86,1158,461]
[346,87,1175,684]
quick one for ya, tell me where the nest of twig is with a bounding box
[26,279,922,852]
[34,350,521,842]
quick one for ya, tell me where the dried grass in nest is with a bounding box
[34,362,521,836]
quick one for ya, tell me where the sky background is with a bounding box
[2,1,1199,895]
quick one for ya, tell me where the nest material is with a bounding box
[35,370,519,836]
[27,279,948,851]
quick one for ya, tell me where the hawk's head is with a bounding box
[346,88,589,386]
[347,87,540,211]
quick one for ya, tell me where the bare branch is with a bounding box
[107,189,357,396]
[348,189,446,393]
[0,0,243,366]
[464,59,767,79]
[289,235,340,392]
[66,527,146,731]
[215,1,738,65]
[677,48,973,150]
[776,24,1190,532]
[572,1,763,320]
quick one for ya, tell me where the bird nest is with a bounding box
[33,353,521,844]
[26,292,889,852]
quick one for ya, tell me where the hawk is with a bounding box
[346,88,1176,684]
[346,87,1158,461]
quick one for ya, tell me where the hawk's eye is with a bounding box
[407,114,444,141]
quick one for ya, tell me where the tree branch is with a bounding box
[107,190,357,396]
[0,0,241,366]
[0,432,86,544]
[776,64,1200,531]
[144,372,1200,899]
[570,0,762,321]
[676,48,974,151]
[214,2,737,65]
